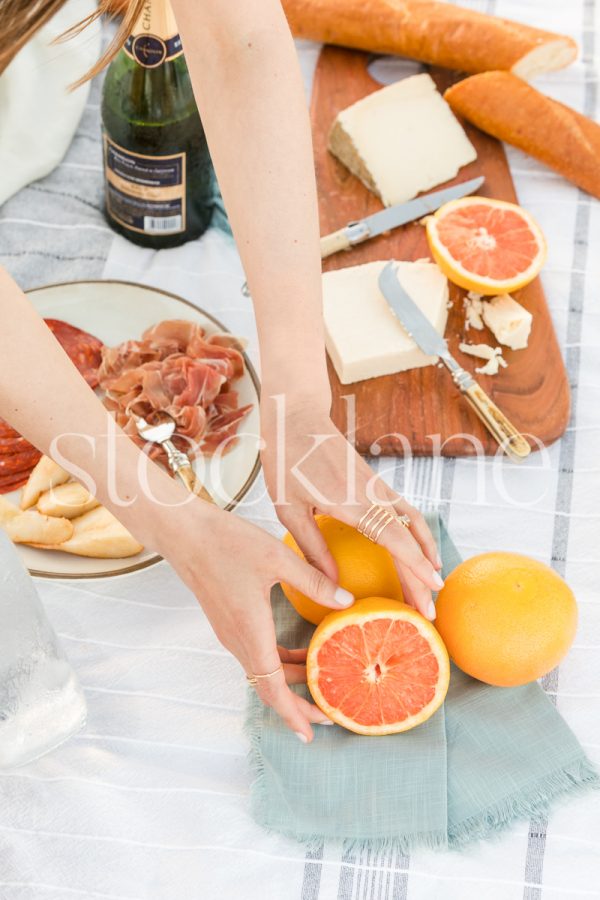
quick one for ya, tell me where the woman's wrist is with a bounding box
[138,490,221,562]
[260,374,332,419]
[55,425,219,556]
[260,393,332,431]
[114,456,223,557]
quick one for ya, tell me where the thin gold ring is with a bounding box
[357,504,411,543]
[246,663,284,686]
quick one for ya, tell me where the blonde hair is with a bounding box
[0,0,146,87]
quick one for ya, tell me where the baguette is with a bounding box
[445,72,600,200]
[282,0,577,79]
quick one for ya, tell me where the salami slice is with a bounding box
[0,419,20,440]
[0,447,42,477]
[0,435,31,456]
[0,471,32,494]
[45,318,104,388]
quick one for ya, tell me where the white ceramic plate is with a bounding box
[6,280,261,579]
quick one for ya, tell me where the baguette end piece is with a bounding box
[511,38,578,80]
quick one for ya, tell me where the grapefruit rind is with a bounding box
[426,197,547,295]
[434,552,577,687]
[281,516,403,626]
[306,597,450,736]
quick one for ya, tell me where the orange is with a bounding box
[426,197,546,294]
[281,515,403,625]
[306,597,450,735]
[435,552,577,687]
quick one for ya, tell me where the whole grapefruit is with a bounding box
[435,552,577,687]
[281,515,403,625]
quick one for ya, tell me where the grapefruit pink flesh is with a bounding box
[436,205,540,280]
[307,598,450,735]
[426,197,546,294]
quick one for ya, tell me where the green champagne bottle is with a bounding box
[101,0,213,249]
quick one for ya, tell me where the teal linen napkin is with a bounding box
[244,514,599,852]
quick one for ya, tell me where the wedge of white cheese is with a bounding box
[328,73,477,207]
[481,293,533,350]
[322,260,449,385]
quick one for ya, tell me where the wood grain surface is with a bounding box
[311,46,570,457]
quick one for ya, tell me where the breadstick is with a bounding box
[281,0,577,79]
[445,72,600,200]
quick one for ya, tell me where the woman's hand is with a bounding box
[156,499,354,743]
[260,395,444,622]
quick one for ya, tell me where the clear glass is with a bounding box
[0,529,87,768]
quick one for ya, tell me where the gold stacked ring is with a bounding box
[356,504,411,544]
[246,663,284,686]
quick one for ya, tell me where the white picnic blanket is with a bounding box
[0,0,599,898]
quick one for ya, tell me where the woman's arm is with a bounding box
[170,0,443,617]
[170,0,329,406]
[0,267,351,742]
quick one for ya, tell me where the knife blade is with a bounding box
[320,176,484,259]
[377,262,531,461]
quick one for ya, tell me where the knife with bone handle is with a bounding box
[320,176,484,259]
[377,262,531,462]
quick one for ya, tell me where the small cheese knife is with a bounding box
[320,176,485,259]
[377,262,531,461]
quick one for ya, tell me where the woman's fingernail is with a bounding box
[334,587,354,607]
[433,571,445,589]
[428,601,436,621]
[316,718,334,725]
[435,553,443,569]
[295,731,309,743]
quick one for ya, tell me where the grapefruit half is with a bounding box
[426,196,546,294]
[307,597,450,735]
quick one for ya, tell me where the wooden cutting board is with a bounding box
[311,47,570,457]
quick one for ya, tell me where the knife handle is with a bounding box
[462,382,531,461]
[163,439,215,503]
[176,464,215,503]
[320,229,351,259]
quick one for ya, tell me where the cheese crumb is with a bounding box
[482,293,532,350]
[458,341,508,376]
[463,292,485,330]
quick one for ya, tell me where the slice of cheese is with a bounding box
[328,74,477,207]
[482,293,532,350]
[322,260,449,385]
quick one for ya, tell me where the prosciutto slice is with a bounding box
[97,319,253,460]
